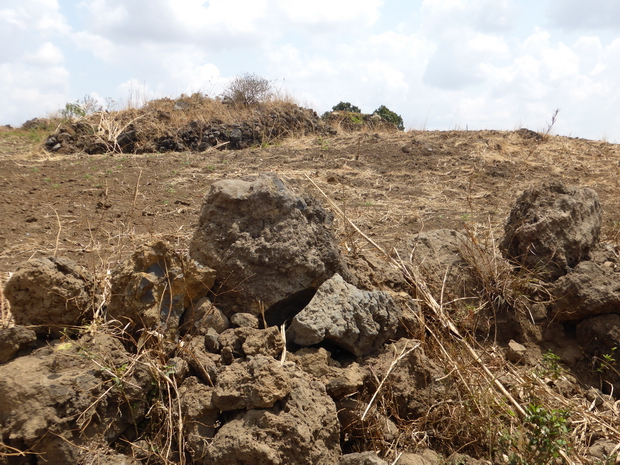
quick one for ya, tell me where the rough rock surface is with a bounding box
[361,339,445,419]
[212,355,291,411]
[501,181,601,280]
[0,326,36,363]
[0,334,152,463]
[179,376,219,462]
[396,450,442,465]
[4,256,96,329]
[189,173,351,316]
[340,451,388,465]
[217,326,284,359]
[551,259,620,321]
[289,347,366,399]
[576,314,620,356]
[397,229,481,302]
[180,297,229,335]
[206,366,341,465]
[287,273,401,356]
[106,241,215,334]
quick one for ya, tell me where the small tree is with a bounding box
[332,102,362,113]
[373,105,404,130]
[222,73,272,106]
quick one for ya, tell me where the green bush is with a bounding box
[373,105,404,130]
[331,102,362,113]
[499,404,571,464]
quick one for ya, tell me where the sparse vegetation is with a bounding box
[1,94,620,463]
[373,104,404,130]
[221,72,272,106]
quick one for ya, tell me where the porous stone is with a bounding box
[551,260,620,321]
[218,326,284,359]
[212,355,291,411]
[189,173,351,317]
[106,241,215,335]
[0,326,37,363]
[287,273,401,356]
[340,451,388,465]
[230,312,259,329]
[179,376,219,462]
[0,334,153,463]
[576,314,620,356]
[206,367,341,464]
[4,256,96,329]
[501,181,601,280]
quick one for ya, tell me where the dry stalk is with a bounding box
[362,341,420,421]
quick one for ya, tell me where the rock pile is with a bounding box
[2,175,619,463]
[43,100,329,154]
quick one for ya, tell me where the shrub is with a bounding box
[373,105,404,130]
[331,101,362,113]
[222,73,272,106]
[59,95,103,121]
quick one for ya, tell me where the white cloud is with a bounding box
[421,0,516,34]
[278,0,383,27]
[0,62,69,124]
[547,0,620,30]
[78,0,271,48]
[20,42,64,66]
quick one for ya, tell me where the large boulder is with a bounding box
[501,182,601,280]
[189,173,351,317]
[287,273,401,356]
[205,366,341,464]
[106,241,215,335]
[0,334,153,463]
[4,256,96,330]
[551,260,620,322]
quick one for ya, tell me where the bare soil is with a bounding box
[2,128,620,278]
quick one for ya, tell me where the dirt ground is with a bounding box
[2,127,620,278]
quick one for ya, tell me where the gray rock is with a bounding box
[0,334,152,463]
[181,297,229,334]
[230,312,259,329]
[576,314,620,356]
[107,241,215,336]
[501,181,601,280]
[397,229,481,301]
[0,326,37,363]
[340,451,388,465]
[551,260,620,321]
[206,367,341,464]
[506,340,527,364]
[189,173,351,317]
[4,257,96,330]
[287,274,401,356]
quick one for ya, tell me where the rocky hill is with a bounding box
[1,103,620,464]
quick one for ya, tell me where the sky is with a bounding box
[2,0,620,141]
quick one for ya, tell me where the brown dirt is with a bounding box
[2,128,620,279]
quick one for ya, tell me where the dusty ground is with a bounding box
[2,124,620,463]
[2,127,620,278]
